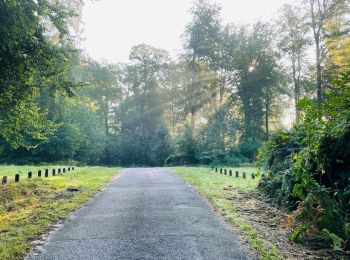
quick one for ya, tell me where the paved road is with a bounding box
[29,168,251,260]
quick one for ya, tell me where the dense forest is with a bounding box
[1,0,350,252]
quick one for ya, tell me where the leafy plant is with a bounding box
[258,70,350,250]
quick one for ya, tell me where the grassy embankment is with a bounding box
[171,166,280,259]
[0,166,120,259]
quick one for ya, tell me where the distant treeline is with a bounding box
[0,0,349,170]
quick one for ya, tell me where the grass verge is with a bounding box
[0,166,120,259]
[0,165,72,181]
[170,166,281,259]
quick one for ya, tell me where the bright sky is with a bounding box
[81,0,294,64]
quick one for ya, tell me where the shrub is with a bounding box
[258,70,350,250]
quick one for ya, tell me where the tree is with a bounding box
[278,4,311,120]
[305,0,348,102]
[80,59,122,134]
[323,3,350,78]
[184,0,223,131]
[223,23,282,144]
[118,44,171,165]
[0,0,78,148]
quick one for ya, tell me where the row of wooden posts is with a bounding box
[211,166,256,179]
[1,167,75,185]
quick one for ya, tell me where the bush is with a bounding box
[258,71,350,250]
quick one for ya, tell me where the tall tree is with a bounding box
[81,59,122,134]
[278,4,311,120]
[305,0,347,102]
[0,0,78,148]
[223,23,282,143]
[184,0,223,131]
[323,3,350,78]
[119,44,171,165]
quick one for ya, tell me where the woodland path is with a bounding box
[28,168,251,260]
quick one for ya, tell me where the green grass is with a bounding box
[0,166,120,259]
[170,167,281,260]
[0,165,73,181]
[174,166,259,192]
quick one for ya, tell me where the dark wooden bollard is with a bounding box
[45,169,49,178]
[68,167,70,172]
[243,172,246,179]
[72,167,74,171]
[252,173,256,179]
[58,168,61,174]
[235,171,239,178]
[224,169,227,175]
[215,167,218,173]
[2,176,8,185]
[15,173,20,182]
[38,170,42,177]
[28,171,32,179]
[220,168,222,174]
[229,169,232,176]
[52,169,56,176]
[63,168,66,173]
[211,166,214,170]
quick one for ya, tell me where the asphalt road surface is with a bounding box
[28,168,251,260]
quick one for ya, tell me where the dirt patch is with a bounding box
[222,186,350,259]
[53,192,73,200]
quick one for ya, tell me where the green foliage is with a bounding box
[166,125,198,165]
[114,44,171,166]
[0,0,79,148]
[258,70,350,249]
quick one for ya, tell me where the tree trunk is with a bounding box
[265,95,269,140]
[292,52,301,121]
[103,98,109,134]
[310,0,323,103]
[315,38,322,102]
[191,56,196,133]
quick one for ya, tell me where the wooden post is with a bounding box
[63,168,66,173]
[58,168,61,174]
[72,167,74,171]
[215,167,218,173]
[68,167,70,172]
[235,171,239,178]
[2,176,7,185]
[211,166,214,170]
[52,169,56,176]
[45,169,49,178]
[252,173,256,179]
[229,169,232,176]
[38,170,42,177]
[224,169,227,175]
[15,173,20,182]
[243,172,246,179]
[220,168,222,174]
[28,171,32,179]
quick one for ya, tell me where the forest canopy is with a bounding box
[0,0,348,167]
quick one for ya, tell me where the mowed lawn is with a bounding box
[170,166,259,192]
[0,165,70,181]
[170,167,280,259]
[0,166,120,259]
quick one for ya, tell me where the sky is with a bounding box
[81,0,294,64]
